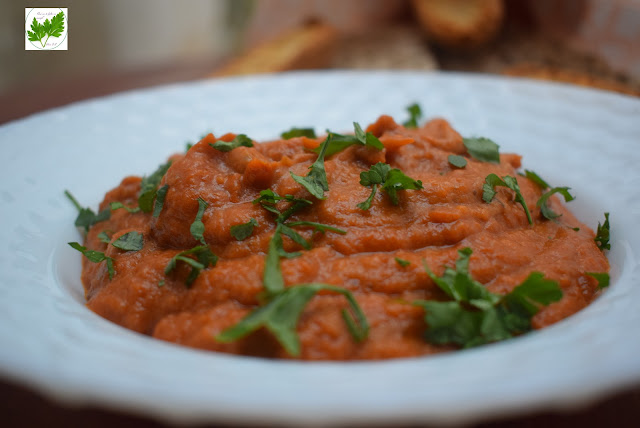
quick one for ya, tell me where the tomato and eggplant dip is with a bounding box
[68,108,610,360]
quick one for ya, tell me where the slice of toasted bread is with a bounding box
[412,0,504,49]
[213,23,337,77]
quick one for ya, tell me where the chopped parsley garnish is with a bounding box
[523,170,575,221]
[215,229,369,356]
[595,212,610,251]
[97,230,112,244]
[463,137,500,164]
[586,272,610,289]
[110,202,141,213]
[523,170,550,189]
[357,162,423,210]
[291,135,331,199]
[415,248,562,348]
[65,190,110,233]
[138,161,172,213]
[209,134,254,152]
[190,197,208,245]
[111,231,144,251]
[152,184,169,218]
[314,122,384,157]
[536,187,575,220]
[482,174,533,225]
[281,127,317,139]
[68,242,115,280]
[395,257,411,267]
[165,245,218,287]
[448,154,467,168]
[402,103,423,128]
[253,189,313,223]
[230,218,259,241]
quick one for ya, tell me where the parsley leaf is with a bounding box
[27,11,65,48]
[252,189,312,223]
[190,197,208,245]
[65,190,110,233]
[536,187,575,220]
[523,171,575,221]
[216,283,368,356]
[463,137,500,163]
[111,231,144,251]
[482,174,533,225]
[97,231,112,244]
[263,226,286,295]
[586,272,610,289]
[448,154,467,168]
[383,168,424,205]
[281,127,317,139]
[110,202,141,213]
[291,135,330,199]
[357,162,423,209]
[523,170,550,189]
[395,257,411,267]
[152,184,169,218]
[165,245,218,287]
[68,242,115,280]
[402,103,423,128]
[230,218,258,241]
[416,248,562,348]
[314,122,384,157]
[209,134,254,152]
[138,161,172,213]
[595,212,611,251]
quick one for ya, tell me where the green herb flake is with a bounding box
[68,242,115,279]
[314,122,384,157]
[111,231,144,251]
[586,272,610,289]
[448,154,467,169]
[209,134,254,152]
[463,137,500,164]
[395,257,411,267]
[165,245,218,287]
[230,218,259,241]
[152,184,169,218]
[216,283,368,356]
[110,202,141,213]
[291,135,330,199]
[523,170,550,189]
[536,187,575,220]
[402,103,423,128]
[595,212,611,251]
[97,231,112,244]
[357,162,423,209]
[482,174,533,225]
[253,189,313,223]
[65,190,110,233]
[190,197,208,245]
[138,161,172,213]
[415,248,562,348]
[281,127,317,139]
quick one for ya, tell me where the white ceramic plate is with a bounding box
[1,71,639,426]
